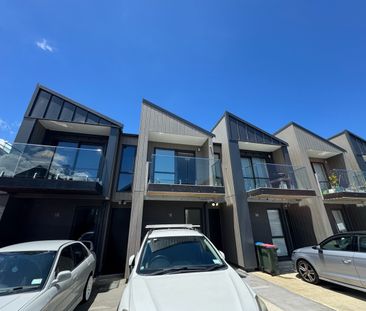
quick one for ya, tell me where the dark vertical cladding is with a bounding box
[0,84,125,276]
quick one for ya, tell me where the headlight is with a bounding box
[255,295,268,311]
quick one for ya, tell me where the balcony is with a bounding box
[0,143,104,194]
[243,163,316,201]
[320,169,366,203]
[146,154,224,200]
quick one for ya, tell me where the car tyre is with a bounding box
[297,259,319,284]
[83,274,94,302]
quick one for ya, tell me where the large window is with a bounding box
[49,141,103,181]
[117,145,137,192]
[241,156,270,191]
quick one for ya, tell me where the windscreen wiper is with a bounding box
[151,266,209,275]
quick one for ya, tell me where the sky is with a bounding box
[1,0,366,142]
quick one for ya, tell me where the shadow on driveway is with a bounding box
[76,275,124,311]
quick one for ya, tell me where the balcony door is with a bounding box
[176,151,195,185]
[153,149,196,185]
[50,141,103,181]
[311,162,329,191]
[241,156,270,191]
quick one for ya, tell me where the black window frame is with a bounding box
[116,145,137,192]
[240,155,271,190]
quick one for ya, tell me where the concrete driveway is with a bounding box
[249,271,366,311]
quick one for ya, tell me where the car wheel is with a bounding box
[83,274,93,302]
[297,259,319,284]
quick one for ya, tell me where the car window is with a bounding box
[321,236,353,251]
[56,246,75,274]
[358,236,366,252]
[72,243,88,267]
[137,235,226,275]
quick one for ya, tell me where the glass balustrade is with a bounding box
[149,154,223,186]
[0,143,104,183]
[242,163,312,191]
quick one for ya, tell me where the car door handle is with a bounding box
[342,259,352,264]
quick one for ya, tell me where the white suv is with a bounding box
[118,224,267,311]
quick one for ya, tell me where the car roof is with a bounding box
[0,240,74,252]
[148,229,203,239]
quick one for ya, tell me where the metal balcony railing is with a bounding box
[148,154,223,187]
[320,169,366,195]
[0,143,104,183]
[243,163,312,191]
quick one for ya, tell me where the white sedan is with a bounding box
[118,224,267,311]
[0,240,96,311]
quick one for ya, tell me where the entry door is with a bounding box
[332,209,348,233]
[176,151,195,185]
[267,209,289,257]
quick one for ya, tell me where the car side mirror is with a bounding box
[52,270,72,285]
[312,245,323,253]
[81,240,94,252]
[219,251,225,260]
[128,255,135,270]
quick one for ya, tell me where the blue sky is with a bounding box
[1,0,366,142]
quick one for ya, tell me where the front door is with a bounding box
[267,209,289,257]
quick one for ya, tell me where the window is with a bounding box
[117,145,137,191]
[74,144,103,180]
[153,149,175,184]
[56,246,74,274]
[71,243,88,267]
[86,113,99,124]
[358,236,366,252]
[332,210,347,233]
[185,209,201,226]
[321,236,353,251]
[45,96,63,119]
[267,209,288,256]
[241,156,270,191]
[73,107,87,123]
[31,90,51,118]
[59,102,75,121]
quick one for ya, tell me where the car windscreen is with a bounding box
[137,235,226,275]
[0,251,57,295]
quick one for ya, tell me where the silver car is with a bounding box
[0,240,96,310]
[292,232,366,292]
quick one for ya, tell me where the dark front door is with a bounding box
[208,209,223,250]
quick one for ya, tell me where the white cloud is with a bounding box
[0,118,20,136]
[36,38,54,52]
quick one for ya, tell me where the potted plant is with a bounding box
[328,173,339,193]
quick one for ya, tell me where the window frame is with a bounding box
[320,234,356,252]
[55,245,75,275]
[240,155,270,190]
[71,242,89,268]
[116,144,137,192]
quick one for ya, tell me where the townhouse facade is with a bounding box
[1,84,366,275]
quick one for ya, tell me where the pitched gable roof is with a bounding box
[275,122,346,152]
[329,130,366,144]
[142,99,214,137]
[27,84,123,128]
[223,111,288,146]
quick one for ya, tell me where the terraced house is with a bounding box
[1,84,366,276]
